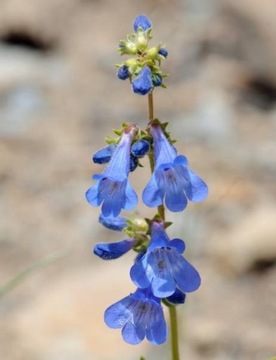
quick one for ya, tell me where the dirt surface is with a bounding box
[0,1,276,359]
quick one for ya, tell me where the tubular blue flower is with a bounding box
[133,15,152,33]
[117,65,130,80]
[132,66,153,95]
[92,144,116,164]
[130,220,201,298]
[104,287,167,345]
[93,238,136,260]
[99,214,127,231]
[86,126,138,217]
[142,123,208,212]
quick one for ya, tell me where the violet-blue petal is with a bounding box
[148,249,177,297]
[146,315,167,345]
[130,259,151,289]
[169,238,186,254]
[184,168,209,202]
[85,179,102,206]
[169,254,201,293]
[98,178,127,217]
[104,297,132,329]
[122,322,144,344]
[124,181,138,210]
[142,174,162,208]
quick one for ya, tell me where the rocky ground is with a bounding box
[0,0,276,359]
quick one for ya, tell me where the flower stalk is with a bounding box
[169,305,180,360]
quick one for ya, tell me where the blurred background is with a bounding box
[0,0,276,359]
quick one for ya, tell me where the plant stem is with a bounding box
[148,92,154,121]
[169,305,180,360]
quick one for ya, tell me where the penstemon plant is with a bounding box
[86,15,208,360]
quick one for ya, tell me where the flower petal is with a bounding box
[104,297,131,329]
[124,181,138,210]
[169,238,186,254]
[142,174,162,208]
[122,322,144,345]
[171,256,201,293]
[184,168,208,202]
[146,310,167,345]
[130,261,151,289]
[85,182,101,206]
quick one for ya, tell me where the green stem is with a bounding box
[148,92,154,121]
[169,305,180,360]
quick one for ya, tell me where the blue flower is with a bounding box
[93,238,136,260]
[117,65,130,80]
[142,123,208,212]
[133,15,152,33]
[104,287,167,345]
[130,220,201,298]
[92,144,116,164]
[158,48,168,58]
[86,127,138,217]
[132,66,153,95]
[99,214,127,231]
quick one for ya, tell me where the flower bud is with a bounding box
[117,65,130,80]
[131,139,150,157]
[133,15,152,32]
[132,66,153,96]
[92,144,116,164]
[152,74,162,87]
[131,218,149,233]
[158,48,168,58]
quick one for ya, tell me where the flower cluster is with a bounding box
[116,14,168,95]
[85,15,208,346]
